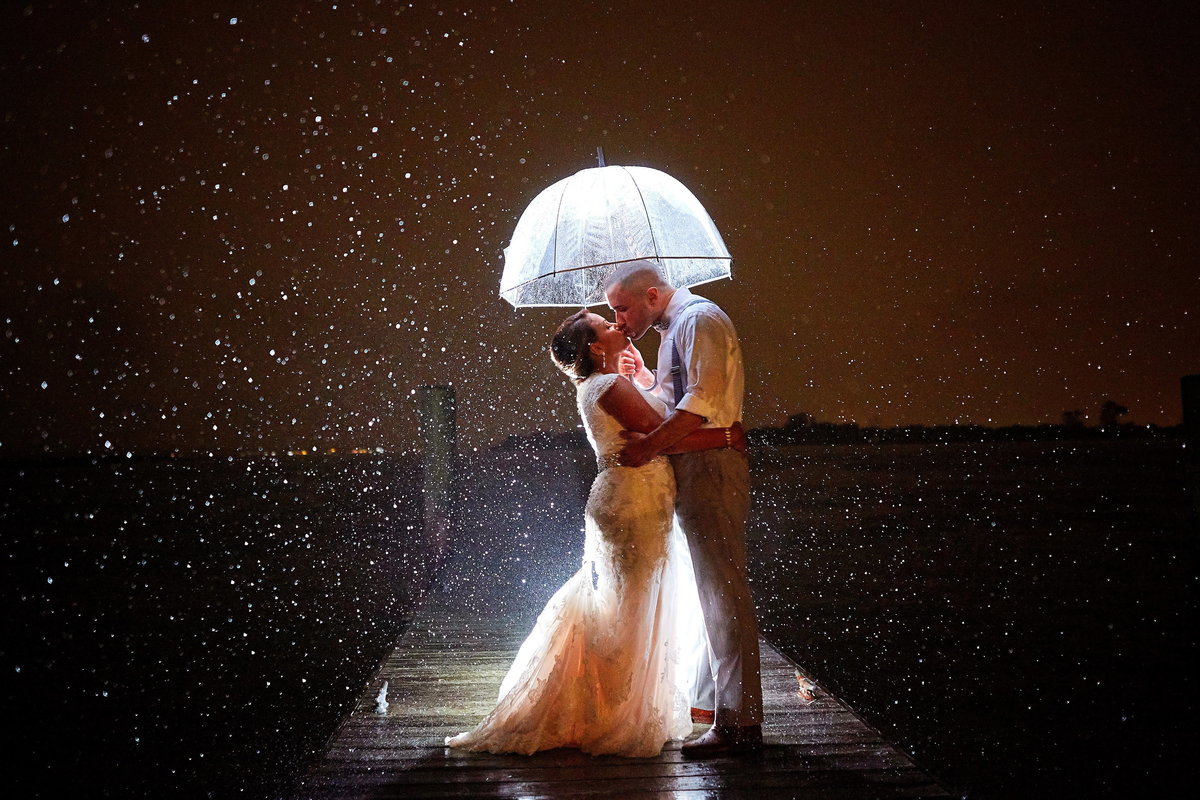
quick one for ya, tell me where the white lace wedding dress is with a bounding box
[446,372,705,757]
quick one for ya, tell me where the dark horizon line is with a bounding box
[0,419,1185,462]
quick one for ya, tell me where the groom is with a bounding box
[606,260,763,756]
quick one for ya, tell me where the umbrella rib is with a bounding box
[551,182,567,276]
[620,166,661,263]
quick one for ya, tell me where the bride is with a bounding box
[446,309,745,757]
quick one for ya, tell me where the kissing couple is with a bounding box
[447,260,763,758]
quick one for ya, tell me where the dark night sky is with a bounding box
[1,1,1196,456]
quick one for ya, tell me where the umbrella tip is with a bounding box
[596,147,606,168]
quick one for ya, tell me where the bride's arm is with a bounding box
[596,376,667,434]
[597,378,746,453]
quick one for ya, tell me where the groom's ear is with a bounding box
[646,286,659,305]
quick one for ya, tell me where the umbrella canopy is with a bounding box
[500,165,732,307]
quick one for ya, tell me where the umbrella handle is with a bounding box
[596,147,606,168]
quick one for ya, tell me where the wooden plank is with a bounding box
[302,768,945,799]
[292,596,948,799]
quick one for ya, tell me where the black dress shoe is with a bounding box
[680,724,763,758]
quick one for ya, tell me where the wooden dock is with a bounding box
[292,448,947,797]
[293,593,948,798]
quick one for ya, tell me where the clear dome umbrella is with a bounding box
[499,164,732,307]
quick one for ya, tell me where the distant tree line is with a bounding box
[497,399,1181,451]
[750,400,1181,446]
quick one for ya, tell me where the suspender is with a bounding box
[668,298,714,409]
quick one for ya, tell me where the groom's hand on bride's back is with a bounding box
[617,430,655,467]
[730,421,748,453]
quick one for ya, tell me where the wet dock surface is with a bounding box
[294,592,948,799]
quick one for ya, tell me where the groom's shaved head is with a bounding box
[605,261,672,295]
[604,260,676,340]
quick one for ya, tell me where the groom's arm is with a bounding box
[600,379,742,461]
[617,408,705,467]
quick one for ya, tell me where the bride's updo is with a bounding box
[551,309,598,383]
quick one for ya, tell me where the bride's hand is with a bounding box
[617,343,643,380]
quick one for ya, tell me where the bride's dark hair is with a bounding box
[551,309,598,383]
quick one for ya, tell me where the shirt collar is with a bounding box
[653,286,696,331]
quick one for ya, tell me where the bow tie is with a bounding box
[652,317,670,332]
